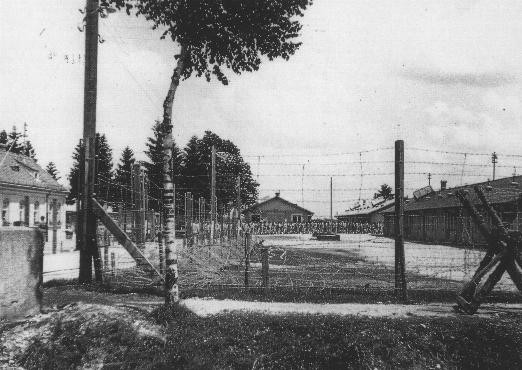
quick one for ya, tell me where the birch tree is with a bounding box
[103,0,313,303]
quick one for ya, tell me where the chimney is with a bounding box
[441,180,447,191]
[275,191,280,198]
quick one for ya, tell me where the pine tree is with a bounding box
[0,130,7,145]
[46,162,61,181]
[23,140,37,160]
[114,146,135,209]
[144,120,182,211]
[7,126,24,154]
[4,125,37,160]
[95,134,114,203]
[67,133,114,205]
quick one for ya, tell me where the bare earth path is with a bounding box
[44,287,522,318]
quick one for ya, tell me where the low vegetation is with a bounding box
[3,302,520,369]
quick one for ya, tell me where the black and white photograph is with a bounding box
[1,0,521,368]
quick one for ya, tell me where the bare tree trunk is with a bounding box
[164,44,187,305]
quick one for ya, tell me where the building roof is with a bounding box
[0,149,67,193]
[382,175,522,214]
[243,193,314,215]
[337,199,394,218]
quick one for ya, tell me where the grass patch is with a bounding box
[15,303,522,369]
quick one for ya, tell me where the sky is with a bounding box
[3,0,522,216]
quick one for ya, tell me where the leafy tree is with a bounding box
[67,133,114,205]
[181,131,258,211]
[143,120,182,211]
[114,146,136,209]
[46,162,61,181]
[104,0,312,302]
[374,184,393,200]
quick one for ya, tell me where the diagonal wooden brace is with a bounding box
[474,186,522,288]
[455,188,522,313]
[91,198,164,284]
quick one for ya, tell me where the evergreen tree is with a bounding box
[374,184,393,200]
[0,130,7,145]
[7,126,24,154]
[181,131,258,212]
[67,133,114,205]
[114,146,135,209]
[4,125,37,160]
[23,140,36,160]
[144,120,182,211]
[46,162,61,181]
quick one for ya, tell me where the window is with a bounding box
[19,200,25,224]
[34,201,40,225]
[2,198,9,225]
[291,214,303,223]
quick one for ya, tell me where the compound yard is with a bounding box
[43,233,517,299]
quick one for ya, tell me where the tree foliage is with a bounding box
[114,146,136,209]
[0,130,8,145]
[67,133,114,205]
[143,120,183,211]
[1,126,37,160]
[181,131,258,211]
[46,162,61,181]
[104,0,313,85]
[374,184,393,200]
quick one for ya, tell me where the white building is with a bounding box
[0,147,68,252]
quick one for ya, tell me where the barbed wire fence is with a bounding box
[43,142,521,302]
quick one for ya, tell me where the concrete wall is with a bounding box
[0,227,43,320]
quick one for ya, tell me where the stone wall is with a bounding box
[0,227,43,320]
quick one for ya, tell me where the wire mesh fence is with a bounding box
[42,143,522,303]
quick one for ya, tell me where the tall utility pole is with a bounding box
[329,177,333,220]
[428,172,431,186]
[23,122,28,149]
[235,175,241,235]
[79,0,100,283]
[210,145,216,240]
[394,140,407,302]
[301,164,305,207]
[492,152,498,181]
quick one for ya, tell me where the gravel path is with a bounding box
[181,298,522,318]
[43,287,521,318]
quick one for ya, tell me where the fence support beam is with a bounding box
[91,197,163,283]
[394,140,408,302]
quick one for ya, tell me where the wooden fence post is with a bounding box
[394,139,408,302]
[244,232,251,287]
[158,228,164,276]
[262,246,269,294]
[110,251,116,278]
[103,243,109,273]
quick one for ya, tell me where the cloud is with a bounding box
[401,68,516,87]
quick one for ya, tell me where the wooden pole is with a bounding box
[244,232,251,287]
[262,247,269,294]
[79,0,99,284]
[211,145,217,242]
[394,140,407,301]
[236,175,241,236]
[132,163,145,250]
[330,177,333,220]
